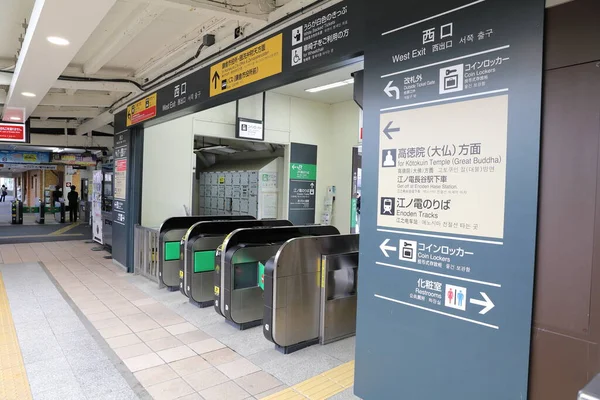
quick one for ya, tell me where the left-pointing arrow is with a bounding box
[379,238,397,258]
[469,292,495,315]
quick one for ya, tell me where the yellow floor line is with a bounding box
[0,233,83,240]
[50,222,82,236]
[0,272,33,400]
[263,361,355,400]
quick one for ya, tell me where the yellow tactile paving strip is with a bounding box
[263,361,355,400]
[0,273,33,400]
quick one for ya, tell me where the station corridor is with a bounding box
[0,241,357,400]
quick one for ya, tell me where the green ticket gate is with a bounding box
[180,219,293,307]
[214,225,340,330]
[158,215,255,290]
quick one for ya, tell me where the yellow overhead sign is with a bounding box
[127,93,157,127]
[209,34,283,97]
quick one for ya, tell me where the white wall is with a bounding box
[141,114,195,227]
[328,101,361,233]
[141,91,360,231]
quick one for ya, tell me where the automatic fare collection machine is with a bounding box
[158,215,255,290]
[180,219,293,307]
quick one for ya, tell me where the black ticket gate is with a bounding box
[159,215,255,290]
[181,219,293,307]
[11,200,23,224]
[263,234,359,354]
[214,225,340,330]
[35,202,45,224]
[55,202,66,223]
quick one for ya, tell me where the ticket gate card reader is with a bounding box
[159,215,255,289]
[180,219,293,306]
[214,225,340,330]
[263,234,359,354]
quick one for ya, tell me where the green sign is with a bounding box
[194,251,216,273]
[290,163,316,180]
[258,262,265,290]
[350,198,357,229]
[164,242,180,261]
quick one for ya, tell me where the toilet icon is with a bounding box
[382,149,397,168]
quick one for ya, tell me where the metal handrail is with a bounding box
[133,224,163,287]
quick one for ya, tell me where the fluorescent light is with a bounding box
[306,78,354,93]
[9,117,21,121]
[21,92,36,97]
[198,146,237,154]
[47,36,69,46]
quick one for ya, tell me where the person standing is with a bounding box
[0,185,7,202]
[67,185,79,222]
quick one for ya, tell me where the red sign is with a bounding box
[0,123,26,143]
[116,159,127,172]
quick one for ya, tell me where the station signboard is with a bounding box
[355,0,545,398]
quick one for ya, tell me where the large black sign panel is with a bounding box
[112,131,130,266]
[116,0,363,131]
[355,0,544,399]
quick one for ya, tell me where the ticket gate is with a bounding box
[181,219,293,307]
[35,201,45,224]
[55,201,66,223]
[263,234,359,354]
[159,215,255,289]
[11,200,23,225]
[214,225,340,330]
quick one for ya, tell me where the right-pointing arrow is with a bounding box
[379,238,397,258]
[469,292,495,315]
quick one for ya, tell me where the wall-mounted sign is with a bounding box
[0,123,26,143]
[210,34,283,98]
[117,0,363,130]
[355,0,545,399]
[0,163,57,171]
[236,118,264,141]
[52,153,97,166]
[126,93,157,127]
[0,150,50,164]
[288,143,317,224]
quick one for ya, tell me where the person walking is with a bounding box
[67,185,79,223]
[0,185,7,202]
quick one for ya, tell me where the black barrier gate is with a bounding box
[35,202,45,224]
[11,200,23,225]
[55,202,65,223]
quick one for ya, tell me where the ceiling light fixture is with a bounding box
[47,36,70,46]
[305,78,354,93]
[21,92,36,97]
[9,117,21,121]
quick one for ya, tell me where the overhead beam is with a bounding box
[76,110,114,135]
[131,0,269,24]
[92,125,114,135]
[30,119,79,129]
[52,79,141,93]
[40,93,116,107]
[135,16,227,78]
[32,106,103,119]
[2,0,117,121]
[83,3,165,75]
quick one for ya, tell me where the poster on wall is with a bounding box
[354,0,545,399]
[114,159,127,201]
[0,123,27,143]
[92,170,103,244]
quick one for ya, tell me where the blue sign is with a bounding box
[0,150,50,164]
[355,0,545,398]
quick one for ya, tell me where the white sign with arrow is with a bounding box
[384,81,400,100]
[380,238,397,258]
[470,292,495,315]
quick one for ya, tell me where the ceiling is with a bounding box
[0,0,574,138]
[272,61,363,104]
[0,0,319,136]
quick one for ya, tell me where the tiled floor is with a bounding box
[0,241,360,400]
